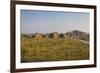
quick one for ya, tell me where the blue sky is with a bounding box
[21,10,90,34]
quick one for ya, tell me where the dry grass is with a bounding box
[21,36,89,63]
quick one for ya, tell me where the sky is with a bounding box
[21,10,90,34]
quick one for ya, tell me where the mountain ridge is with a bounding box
[22,30,89,42]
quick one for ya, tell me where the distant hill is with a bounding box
[22,30,89,42]
[66,30,89,42]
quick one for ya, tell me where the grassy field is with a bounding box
[21,36,89,63]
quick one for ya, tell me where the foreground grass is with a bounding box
[21,36,89,63]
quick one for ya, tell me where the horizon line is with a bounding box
[21,30,89,34]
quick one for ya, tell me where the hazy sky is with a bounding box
[21,10,90,34]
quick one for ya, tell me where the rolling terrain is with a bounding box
[21,30,89,62]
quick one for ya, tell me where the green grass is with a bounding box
[21,36,89,63]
